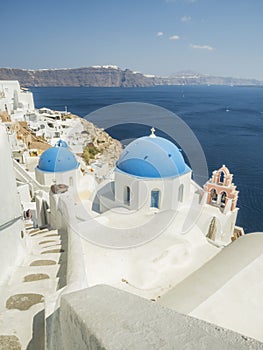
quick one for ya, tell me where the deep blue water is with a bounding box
[30,85,263,233]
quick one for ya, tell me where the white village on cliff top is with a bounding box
[0,81,262,349]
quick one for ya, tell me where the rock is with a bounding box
[81,119,123,167]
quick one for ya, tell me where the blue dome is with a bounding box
[116,136,191,178]
[38,145,79,173]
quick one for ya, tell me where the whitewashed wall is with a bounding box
[0,81,35,115]
[114,170,192,213]
[196,204,238,244]
[35,167,80,188]
[0,125,26,283]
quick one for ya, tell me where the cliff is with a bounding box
[164,71,263,86]
[79,116,123,168]
[0,67,157,87]
[0,67,262,87]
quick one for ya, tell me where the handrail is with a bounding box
[0,216,22,231]
[13,159,50,192]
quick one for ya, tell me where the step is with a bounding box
[0,226,67,349]
[30,243,63,256]
[23,254,61,267]
[7,265,60,285]
[0,279,59,312]
[0,302,44,349]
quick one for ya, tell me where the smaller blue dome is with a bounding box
[38,144,79,173]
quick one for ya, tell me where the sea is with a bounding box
[30,85,263,233]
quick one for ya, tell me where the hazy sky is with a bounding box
[2,0,263,79]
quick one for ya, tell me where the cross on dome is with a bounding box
[150,127,156,138]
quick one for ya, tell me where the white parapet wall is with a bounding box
[48,284,263,350]
[0,125,26,283]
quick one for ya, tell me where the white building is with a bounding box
[35,140,80,188]
[91,130,238,245]
[0,80,34,116]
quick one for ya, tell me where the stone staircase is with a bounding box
[0,226,66,350]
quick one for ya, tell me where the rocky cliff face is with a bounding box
[0,67,157,87]
[0,67,262,87]
[80,117,123,168]
[164,71,263,86]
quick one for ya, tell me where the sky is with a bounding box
[1,0,263,80]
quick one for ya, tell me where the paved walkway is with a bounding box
[0,226,65,350]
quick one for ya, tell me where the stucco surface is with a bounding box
[59,285,263,350]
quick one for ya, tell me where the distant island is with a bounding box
[0,66,262,87]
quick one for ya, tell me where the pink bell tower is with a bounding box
[203,165,238,213]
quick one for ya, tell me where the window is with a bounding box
[178,184,184,202]
[221,191,227,206]
[69,177,73,187]
[124,186,130,205]
[219,171,225,184]
[211,189,218,203]
[151,190,160,209]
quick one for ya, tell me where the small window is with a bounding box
[69,177,73,187]
[211,189,218,202]
[221,191,227,206]
[178,184,184,202]
[124,186,130,205]
[151,190,160,209]
[220,171,225,184]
